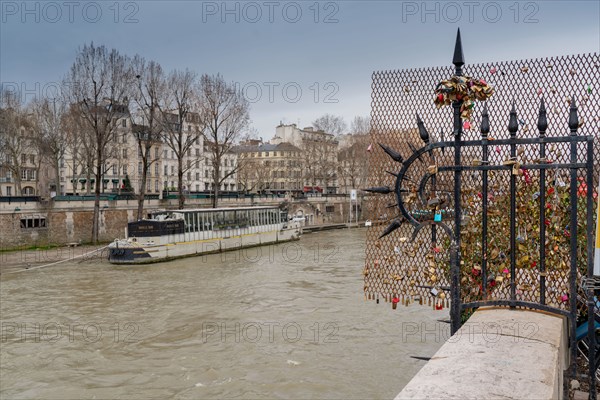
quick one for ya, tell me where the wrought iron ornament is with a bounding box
[365,29,598,398]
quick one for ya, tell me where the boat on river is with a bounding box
[108,206,302,264]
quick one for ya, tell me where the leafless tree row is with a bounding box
[1,42,250,243]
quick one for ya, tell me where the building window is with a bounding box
[20,216,47,229]
[195,148,200,157]
[123,165,127,175]
[164,165,168,176]
[195,184,200,192]
[196,172,200,180]
[155,181,159,192]
[122,119,127,128]
[204,170,208,178]
[155,164,159,176]
[164,150,168,159]
[123,149,128,159]
[113,165,117,175]
[170,166,174,176]
[138,162,143,174]
[187,172,191,181]
[325,205,335,213]
[205,183,209,191]
[30,155,35,164]
[21,154,26,164]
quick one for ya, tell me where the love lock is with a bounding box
[427,197,441,208]
[512,162,521,175]
[503,157,518,166]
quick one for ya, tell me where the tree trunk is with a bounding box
[15,172,22,196]
[212,164,220,208]
[92,148,102,244]
[54,159,61,196]
[137,166,147,220]
[178,156,184,209]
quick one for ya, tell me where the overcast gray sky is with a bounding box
[1,0,599,138]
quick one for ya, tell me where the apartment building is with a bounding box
[337,135,369,195]
[0,109,55,197]
[270,123,339,193]
[59,109,237,196]
[234,140,303,194]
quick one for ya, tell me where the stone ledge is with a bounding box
[396,308,567,400]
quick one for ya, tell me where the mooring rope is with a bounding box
[1,245,110,275]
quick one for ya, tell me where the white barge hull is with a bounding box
[108,228,301,264]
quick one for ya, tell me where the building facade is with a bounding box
[0,110,55,197]
[271,123,339,193]
[235,140,303,194]
[59,111,237,196]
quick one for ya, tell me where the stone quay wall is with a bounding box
[0,196,364,249]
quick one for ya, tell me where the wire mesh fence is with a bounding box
[366,53,600,315]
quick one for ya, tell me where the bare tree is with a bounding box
[159,69,201,210]
[198,74,249,208]
[236,153,274,193]
[64,43,133,244]
[312,114,347,137]
[338,134,370,193]
[350,115,371,136]
[0,89,30,196]
[29,96,68,196]
[130,56,166,219]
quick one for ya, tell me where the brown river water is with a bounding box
[0,229,446,399]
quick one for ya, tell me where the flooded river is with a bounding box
[1,229,446,399]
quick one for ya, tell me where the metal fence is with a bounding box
[366,31,598,396]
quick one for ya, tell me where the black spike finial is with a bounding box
[508,101,518,137]
[378,143,404,163]
[568,96,578,134]
[379,220,403,239]
[407,142,424,164]
[363,186,393,194]
[453,28,465,75]
[416,113,430,144]
[480,103,490,137]
[537,97,548,136]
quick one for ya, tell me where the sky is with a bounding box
[1,0,599,139]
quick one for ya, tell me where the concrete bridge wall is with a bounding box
[396,308,568,400]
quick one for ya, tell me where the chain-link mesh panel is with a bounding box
[366,53,599,313]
